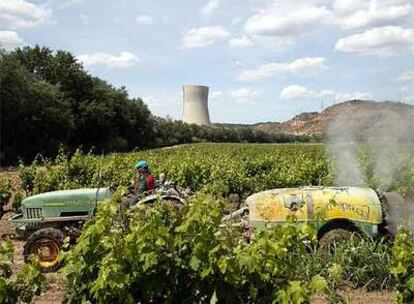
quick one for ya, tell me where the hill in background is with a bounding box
[217,100,414,137]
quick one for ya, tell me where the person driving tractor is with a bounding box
[134,160,156,193]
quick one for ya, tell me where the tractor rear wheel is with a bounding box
[23,227,64,273]
[139,197,184,210]
[163,199,184,211]
[318,228,354,253]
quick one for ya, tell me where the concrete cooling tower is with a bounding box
[182,85,211,126]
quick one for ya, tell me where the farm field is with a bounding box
[18,143,334,198]
[1,143,413,303]
[13,142,414,199]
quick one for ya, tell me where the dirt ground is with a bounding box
[311,290,395,304]
[0,168,20,187]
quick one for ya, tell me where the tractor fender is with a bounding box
[222,207,249,222]
[160,194,185,205]
[137,194,185,205]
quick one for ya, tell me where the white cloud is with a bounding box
[245,5,332,38]
[280,85,310,100]
[231,17,241,26]
[333,0,412,29]
[237,57,328,82]
[135,14,153,25]
[0,0,51,29]
[230,88,262,104]
[229,36,253,48]
[0,30,26,50]
[398,70,414,82]
[333,0,363,15]
[210,90,223,99]
[335,26,414,57]
[77,52,139,69]
[182,26,229,48]
[280,84,371,101]
[55,0,83,9]
[201,0,219,16]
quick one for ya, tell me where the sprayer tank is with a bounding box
[246,186,383,230]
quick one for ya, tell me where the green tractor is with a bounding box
[9,184,186,272]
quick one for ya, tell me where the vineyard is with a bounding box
[1,143,414,303]
[19,143,332,198]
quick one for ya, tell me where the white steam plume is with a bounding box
[326,101,414,231]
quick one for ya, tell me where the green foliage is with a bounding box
[12,191,24,212]
[0,240,44,304]
[0,49,73,164]
[19,141,414,200]
[21,141,414,200]
[391,230,414,303]
[0,178,11,206]
[0,46,154,164]
[0,178,12,216]
[18,161,38,195]
[61,191,326,303]
[21,143,333,198]
[295,237,394,292]
[152,118,314,149]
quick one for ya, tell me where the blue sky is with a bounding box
[1,0,414,123]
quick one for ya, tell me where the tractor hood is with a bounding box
[22,188,111,209]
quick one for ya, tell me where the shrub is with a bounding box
[0,177,12,218]
[294,237,394,292]
[61,190,326,303]
[391,229,414,303]
[0,239,44,303]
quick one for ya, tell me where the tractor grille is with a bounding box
[26,208,43,219]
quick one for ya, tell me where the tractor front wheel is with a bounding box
[23,228,64,273]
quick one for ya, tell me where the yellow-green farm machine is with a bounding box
[225,186,411,246]
[9,184,412,272]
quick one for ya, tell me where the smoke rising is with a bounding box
[326,101,414,231]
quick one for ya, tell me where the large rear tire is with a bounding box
[23,227,64,273]
[318,228,354,253]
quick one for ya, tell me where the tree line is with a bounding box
[0,46,315,165]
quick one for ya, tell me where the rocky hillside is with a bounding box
[249,100,414,136]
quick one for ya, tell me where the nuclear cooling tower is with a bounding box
[182,85,211,126]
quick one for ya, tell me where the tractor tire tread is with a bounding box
[23,227,64,273]
[318,228,355,252]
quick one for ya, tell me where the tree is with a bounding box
[0,51,73,163]
[1,46,155,164]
